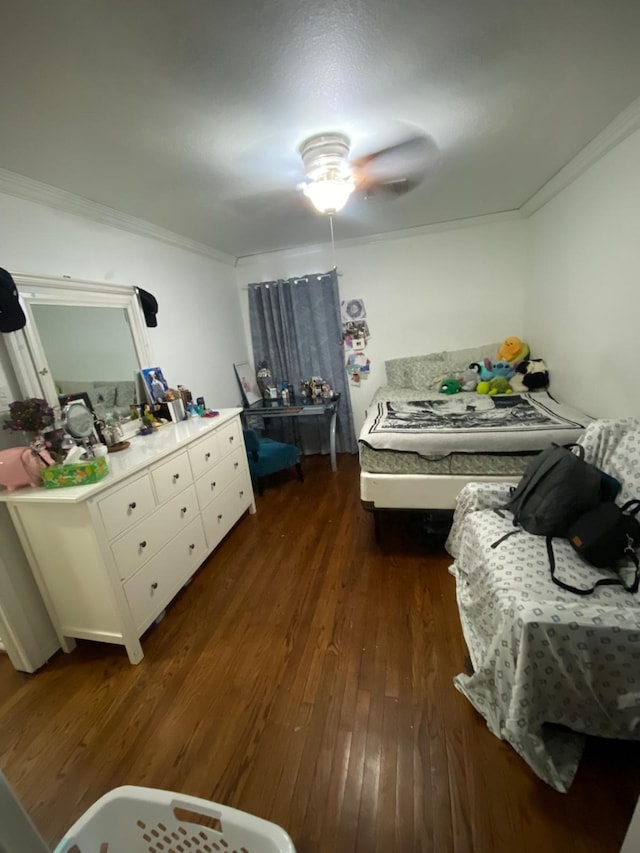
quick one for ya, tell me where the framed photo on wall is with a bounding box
[233,362,261,406]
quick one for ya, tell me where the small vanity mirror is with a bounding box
[63,400,96,441]
[62,399,99,459]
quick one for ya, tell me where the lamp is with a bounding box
[302,176,355,214]
[299,133,356,214]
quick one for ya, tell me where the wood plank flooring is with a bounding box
[0,453,638,852]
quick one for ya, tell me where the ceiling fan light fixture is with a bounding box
[302,176,355,214]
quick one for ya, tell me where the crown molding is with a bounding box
[0,167,236,267]
[235,210,522,265]
[520,96,640,218]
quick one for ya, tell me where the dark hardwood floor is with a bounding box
[0,453,638,852]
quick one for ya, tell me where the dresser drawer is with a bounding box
[124,517,207,631]
[217,418,242,457]
[111,485,199,581]
[194,446,247,510]
[151,450,192,503]
[201,471,252,551]
[97,475,156,540]
[188,431,222,481]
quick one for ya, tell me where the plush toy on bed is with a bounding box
[456,366,479,391]
[498,336,530,364]
[510,358,549,392]
[473,358,515,381]
[477,377,513,395]
[439,377,462,394]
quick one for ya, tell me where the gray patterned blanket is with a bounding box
[446,418,640,791]
[360,392,592,456]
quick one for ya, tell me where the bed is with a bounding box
[445,418,640,791]
[358,343,592,516]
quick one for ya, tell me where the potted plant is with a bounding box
[3,397,55,444]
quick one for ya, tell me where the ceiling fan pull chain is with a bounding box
[329,213,336,269]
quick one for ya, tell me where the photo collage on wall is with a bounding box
[341,298,371,386]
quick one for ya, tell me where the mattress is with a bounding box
[359,443,533,476]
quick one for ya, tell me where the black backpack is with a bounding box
[503,443,616,536]
[492,443,639,595]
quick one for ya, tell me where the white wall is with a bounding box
[525,126,640,419]
[236,215,527,432]
[0,193,250,415]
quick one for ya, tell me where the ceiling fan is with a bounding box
[299,128,438,214]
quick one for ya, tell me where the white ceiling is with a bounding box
[2,0,640,259]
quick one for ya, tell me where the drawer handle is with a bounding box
[234,461,239,469]
[239,490,244,497]
[173,473,180,482]
[181,506,188,515]
[189,543,195,551]
[140,540,147,549]
[210,481,217,490]
[205,451,211,460]
[128,501,137,511]
[228,435,234,443]
[151,581,158,590]
[217,514,223,521]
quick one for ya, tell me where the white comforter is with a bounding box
[360,391,592,457]
[445,418,640,791]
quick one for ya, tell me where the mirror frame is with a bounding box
[5,274,153,412]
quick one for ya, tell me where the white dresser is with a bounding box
[0,410,255,664]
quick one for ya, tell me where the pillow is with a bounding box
[90,384,117,409]
[113,380,137,410]
[384,351,444,386]
[438,342,501,377]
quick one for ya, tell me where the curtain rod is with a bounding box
[241,267,341,290]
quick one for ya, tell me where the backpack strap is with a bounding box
[491,528,521,548]
[547,537,640,595]
[621,499,640,518]
[565,443,585,458]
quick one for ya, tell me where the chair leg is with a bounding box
[295,462,304,482]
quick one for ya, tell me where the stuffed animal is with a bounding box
[492,360,515,379]
[498,336,530,363]
[471,360,493,382]
[510,358,549,392]
[474,358,515,381]
[477,377,513,396]
[439,377,462,395]
[456,366,479,392]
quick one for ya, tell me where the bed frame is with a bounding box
[360,471,519,541]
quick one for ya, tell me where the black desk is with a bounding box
[243,394,340,471]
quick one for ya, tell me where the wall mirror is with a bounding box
[5,275,153,429]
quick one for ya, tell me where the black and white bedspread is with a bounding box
[360,392,592,456]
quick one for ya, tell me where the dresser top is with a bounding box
[0,408,243,504]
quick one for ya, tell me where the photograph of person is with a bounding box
[141,367,169,404]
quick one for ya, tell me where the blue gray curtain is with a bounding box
[248,269,357,455]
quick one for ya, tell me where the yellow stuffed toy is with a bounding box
[498,336,530,364]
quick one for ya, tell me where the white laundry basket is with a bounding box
[53,785,296,853]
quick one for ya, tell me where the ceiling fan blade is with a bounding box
[352,132,438,193]
[359,176,422,200]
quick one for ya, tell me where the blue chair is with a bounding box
[242,428,303,495]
